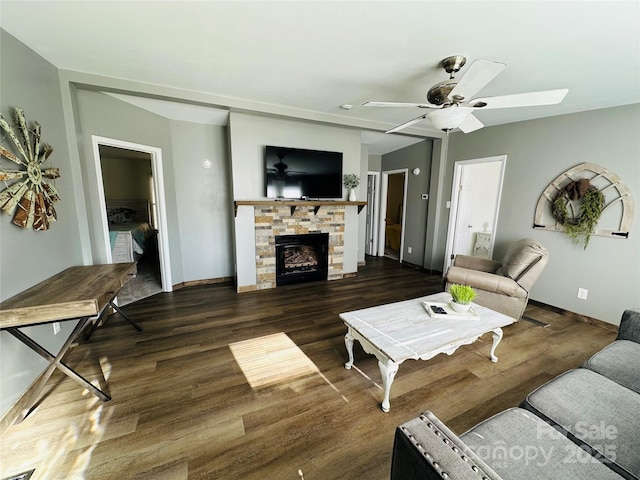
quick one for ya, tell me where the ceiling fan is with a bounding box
[266,152,303,179]
[363,55,568,134]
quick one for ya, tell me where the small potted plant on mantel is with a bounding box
[343,173,360,202]
[449,284,477,313]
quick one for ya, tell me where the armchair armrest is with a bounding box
[391,411,502,480]
[453,254,502,273]
[446,266,521,296]
[617,309,640,343]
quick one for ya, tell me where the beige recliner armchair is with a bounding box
[444,238,549,320]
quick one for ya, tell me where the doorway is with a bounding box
[378,169,408,261]
[444,155,506,271]
[91,136,172,300]
[365,171,380,256]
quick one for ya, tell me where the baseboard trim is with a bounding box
[528,299,618,333]
[173,276,234,291]
[401,259,443,276]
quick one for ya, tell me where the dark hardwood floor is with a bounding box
[0,256,616,480]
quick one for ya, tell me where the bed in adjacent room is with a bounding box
[106,200,155,263]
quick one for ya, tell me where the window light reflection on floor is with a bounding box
[229,332,320,389]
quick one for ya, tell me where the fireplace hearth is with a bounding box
[275,233,329,286]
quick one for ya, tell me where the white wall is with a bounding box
[228,112,363,288]
[447,105,640,325]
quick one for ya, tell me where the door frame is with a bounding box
[91,135,173,292]
[365,171,380,256]
[444,155,507,271]
[378,168,409,261]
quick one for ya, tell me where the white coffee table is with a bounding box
[339,292,516,412]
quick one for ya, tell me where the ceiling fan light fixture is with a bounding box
[426,107,473,132]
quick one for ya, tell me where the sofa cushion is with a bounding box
[617,309,640,343]
[522,368,640,479]
[392,411,502,480]
[461,408,625,479]
[583,340,640,394]
[496,238,547,281]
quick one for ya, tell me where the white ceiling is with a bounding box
[1,1,639,154]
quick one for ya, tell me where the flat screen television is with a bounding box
[265,145,343,199]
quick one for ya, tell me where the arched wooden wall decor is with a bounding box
[534,162,633,240]
[0,107,60,230]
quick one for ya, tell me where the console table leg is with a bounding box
[109,300,143,331]
[344,331,355,369]
[378,360,399,413]
[8,317,112,423]
[490,328,504,363]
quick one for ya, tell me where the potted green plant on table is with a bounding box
[343,173,360,201]
[449,284,477,313]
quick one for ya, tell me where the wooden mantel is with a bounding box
[234,200,367,216]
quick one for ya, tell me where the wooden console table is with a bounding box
[0,263,141,423]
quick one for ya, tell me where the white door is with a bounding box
[451,168,474,258]
[365,172,379,255]
[444,156,506,271]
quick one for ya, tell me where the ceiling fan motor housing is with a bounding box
[441,55,467,77]
[427,80,457,105]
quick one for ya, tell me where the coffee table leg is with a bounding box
[344,331,355,369]
[490,328,504,362]
[379,360,399,413]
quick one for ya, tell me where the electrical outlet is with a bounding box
[53,322,61,335]
[407,246,412,254]
[577,288,588,300]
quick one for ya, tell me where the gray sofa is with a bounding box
[390,309,640,480]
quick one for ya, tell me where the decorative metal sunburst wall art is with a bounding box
[0,107,60,230]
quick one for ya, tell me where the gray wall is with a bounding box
[74,91,234,284]
[0,31,84,416]
[169,120,233,282]
[101,155,153,201]
[447,105,640,325]
[381,140,433,266]
[75,90,181,271]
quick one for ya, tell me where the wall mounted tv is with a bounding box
[265,145,343,199]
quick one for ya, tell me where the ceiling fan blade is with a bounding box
[471,89,569,109]
[458,113,484,133]
[363,101,437,108]
[448,60,506,101]
[385,113,429,133]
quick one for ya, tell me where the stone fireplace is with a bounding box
[275,232,329,286]
[253,204,344,290]
[234,200,364,293]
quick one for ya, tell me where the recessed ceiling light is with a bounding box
[340,104,353,110]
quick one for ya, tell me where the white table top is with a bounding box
[339,292,515,363]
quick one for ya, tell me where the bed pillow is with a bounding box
[107,207,137,224]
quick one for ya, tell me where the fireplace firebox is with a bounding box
[275,233,329,286]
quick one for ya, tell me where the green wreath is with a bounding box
[552,178,604,249]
